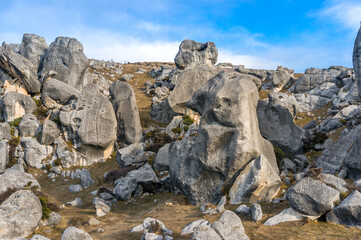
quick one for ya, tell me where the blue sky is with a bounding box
[0,0,360,72]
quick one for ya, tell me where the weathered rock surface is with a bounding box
[0,190,42,239]
[41,37,89,91]
[42,78,80,108]
[109,81,142,144]
[22,137,53,168]
[0,140,9,174]
[19,33,48,70]
[286,177,340,216]
[53,138,86,168]
[169,70,278,205]
[268,92,299,118]
[153,143,170,171]
[61,226,93,240]
[191,226,221,240]
[167,66,220,114]
[19,113,40,137]
[257,100,304,156]
[0,164,40,194]
[229,154,281,204]
[60,83,117,163]
[264,207,319,226]
[316,124,361,179]
[174,39,218,70]
[1,91,37,121]
[181,220,210,235]
[40,120,60,145]
[251,203,263,221]
[211,210,249,240]
[327,190,361,227]
[0,47,41,93]
[353,23,361,98]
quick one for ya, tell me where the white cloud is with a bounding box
[321,0,361,30]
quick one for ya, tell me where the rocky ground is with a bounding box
[1,32,361,240]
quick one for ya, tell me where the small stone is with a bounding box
[89,218,100,226]
[251,203,262,221]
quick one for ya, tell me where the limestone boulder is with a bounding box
[286,177,340,216]
[0,47,41,93]
[169,70,278,205]
[61,227,93,240]
[0,164,40,194]
[353,23,361,98]
[0,140,9,174]
[211,210,249,240]
[40,120,60,145]
[60,83,117,163]
[109,81,142,144]
[41,37,89,91]
[0,190,42,239]
[268,92,299,118]
[21,137,53,168]
[42,78,80,108]
[19,33,48,70]
[1,91,37,122]
[174,39,218,70]
[19,113,40,137]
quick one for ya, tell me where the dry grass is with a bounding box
[294,103,331,127]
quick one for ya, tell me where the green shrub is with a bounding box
[274,147,286,162]
[184,125,189,132]
[33,106,48,119]
[182,115,194,126]
[32,98,42,107]
[171,127,182,134]
[340,118,347,125]
[9,117,22,127]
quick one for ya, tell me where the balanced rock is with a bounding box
[19,33,48,70]
[0,190,42,239]
[60,83,117,163]
[169,70,279,205]
[174,39,218,70]
[109,81,142,144]
[41,37,89,91]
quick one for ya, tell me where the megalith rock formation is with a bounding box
[169,70,280,205]
[353,22,361,98]
[60,83,117,164]
[109,81,142,144]
[19,33,48,71]
[41,37,89,91]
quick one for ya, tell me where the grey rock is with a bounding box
[334,105,360,120]
[0,190,42,239]
[19,33,48,70]
[68,184,83,193]
[141,217,173,236]
[353,23,361,98]
[0,164,40,194]
[316,124,361,178]
[281,158,297,172]
[79,169,94,188]
[264,207,319,226]
[202,196,227,215]
[153,143,170,171]
[120,73,133,82]
[95,201,110,217]
[60,83,117,162]
[229,154,281,204]
[19,113,40,137]
[211,210,249,240]
[41,37,89,91]
[53,138,85,168]
[40,120,60,145]
[319,173,348,193]
[293,94,330,112]
[257,100,304,156]
[174,39,217,70]
[191,226,221,240]
[21,137,53,168]
[286,177,340,216]
[302,120,317,130]
[150,99,176,123]
[42,212,62,227]
[109,81,142,144]
[268,92,299,118]
[0,122,11,140]
[235,204,251,215]
[0,48,41,93]
[181,220,210,235]
[0,140,9,174]
[116,143,144,167]
[167,65,220,114]
[67,198,82,207]
[42,78,80,109]
[1,92,37,121]
[251,203,262,221]
[319,117,342,133]
[327,190,361,227]
[271,67,292,89]
[169,70,278,205]
[61,226,93,240]
[142,233,163,240]
[89,217,100,226]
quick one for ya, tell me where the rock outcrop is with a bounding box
[1,91,37,121]
[60,83,117,163]
[41,37,89,91]
[19,33,48,70]
[0,190,42,239]
[42,78,80,108]
[353,23,361,98]
[0,164,40,194]
[169,70,279,205]
[109,81,142,144]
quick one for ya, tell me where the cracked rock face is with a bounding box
[60,83,117,163]
[353,23,361,98]
[169,70,279,205]
[40,37,89,91]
